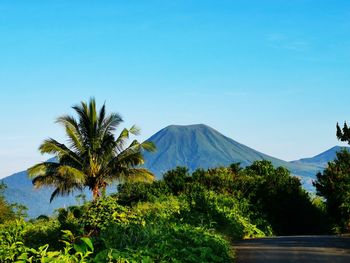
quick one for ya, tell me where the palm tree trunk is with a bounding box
[92,185,100,200]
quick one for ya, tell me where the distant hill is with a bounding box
[2,170,83,218]
[291,146,350,168]
[0,124,332,218]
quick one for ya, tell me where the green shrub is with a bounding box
[192,168,235,194]
[132,196,188,223]
[116,181,170,206]
[0,182,27,223]
[97,223,233,263]
[163,167,191,194]
[0,220,94,263]
[81,196,144,233]
[182,185,270,239]
[0,220,27,262]
[23,219,62,250]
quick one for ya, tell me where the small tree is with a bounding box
[243,160,326,235]
[312,121,350,232]
[0,183,26,222]
[313,150,350,232]
[0,182,13,223]
[337,122,350,143]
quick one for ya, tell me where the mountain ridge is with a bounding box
[291,146,350,168]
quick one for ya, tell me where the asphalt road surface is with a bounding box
[233,236,350,263]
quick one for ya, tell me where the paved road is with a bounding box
[233,236,350,263]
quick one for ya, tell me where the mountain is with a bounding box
[291,146,350,168]
[143,124,321,187]
[1,124,328,218]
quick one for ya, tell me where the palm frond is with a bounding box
[56,115,84,153]
[49,183,83,203]
[57,166,86,184]
[32,174,58,188]
[116,140,144,165]
[50,188,60,202]
[39,139,82,165]
[117,168,155,183]
[102,113,123,132]
[28,162,60,178]
[98,103,106,128]
[141,141,156,152]
[115,128,129,152]
[129,125,141,136]
[73,101,91,144]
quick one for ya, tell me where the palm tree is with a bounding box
[28,98,156,201]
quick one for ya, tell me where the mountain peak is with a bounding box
[143,123,310,179]
[163,123,214,131]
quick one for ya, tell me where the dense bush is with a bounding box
[116,180,170,206]
[0,195,235,262]
[23,219,63,250]
[96,223,233,263]
[0,161,332,262]
[163,166,192,194]
[240,161,329,235]
[0,220,93,262]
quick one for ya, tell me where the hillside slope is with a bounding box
[291,146,350,168]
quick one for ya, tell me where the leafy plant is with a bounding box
[97,223,234,263]
[0,220,94,263]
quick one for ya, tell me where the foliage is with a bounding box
[0,220,27,262]
[0,194,235,262]
[314,149,350,232]
[240,160,328,235]
[80,196,143,232]
[1,160,334,262]
[23,218,63,251]
[191,168,235,194]
[96,223,233,263]
[116,180,170,206]
[163,166,191,194]
[180,184,270,239]
[0,182,15,223]
[28,98,156,201]
[336,121,350,143]
[0,220,93,262]
[158,162,326,235]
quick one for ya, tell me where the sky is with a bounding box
[1,0,350,178]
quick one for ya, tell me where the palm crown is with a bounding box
[28,99,156,201]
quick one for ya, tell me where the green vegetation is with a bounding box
[314,149,350,233]
[0,182,27,224]
[310,121,350,233]
[0,182,16,224]
[1,161,331,262]
[28,98,156,201]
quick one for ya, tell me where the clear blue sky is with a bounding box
[1,0,350,178]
